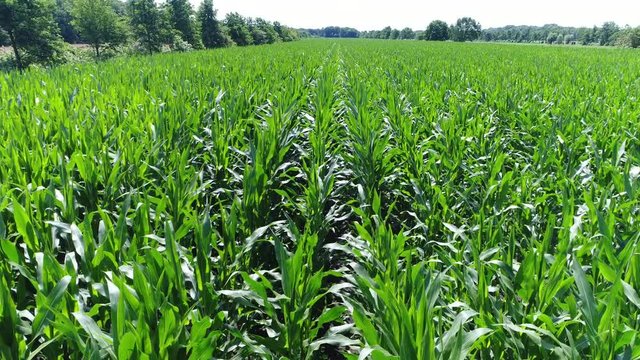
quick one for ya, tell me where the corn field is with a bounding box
[1,39,640,359]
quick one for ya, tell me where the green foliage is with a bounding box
[399,27,414,40]
[2,39,640,359]
[614,27,640,48]
[250,17,280,45]
[71,0,128,58]
[0,27,7,45]
[0,0,64,69]
[198,0,227,48]
[55,0,79,43]
[425,20,449,41]
[379,26,392,39]
[452,17,482,42]
[273,21,299,42]
[307,26,359,38]
[484,24,600,45]
[599,21,620,46]
[225,12,252,46]
[167,0,201,48]
[564,34,575,44]
[127,0,162,54]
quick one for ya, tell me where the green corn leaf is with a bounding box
[0,240,19,264]
[32,275,72,339]
[621,280,640,309]
[571,257,599,336]
[72,311,114,354]
[117,332,137,360]
[12,199,37,252]
[353,307,379,346]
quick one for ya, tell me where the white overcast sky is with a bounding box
[192,0,640,31]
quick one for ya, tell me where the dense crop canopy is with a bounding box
[1,39,640,359]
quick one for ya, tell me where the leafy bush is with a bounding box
[614,27,640,48]
[170,34,193,52]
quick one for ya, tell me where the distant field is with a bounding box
[1,39,640,359]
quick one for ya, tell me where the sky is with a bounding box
[193,0,640,31]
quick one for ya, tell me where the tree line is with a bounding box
[483,23,640,47]
[300,18,640,48]
[300,27,360,38]
[360,27,417,40]
[302,18,483,42]
[0,0,299,70]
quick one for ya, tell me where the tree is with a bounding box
[315,26,358,38]
[111,0,126,15]
[167,0,200,48]
[390,28,400,40]
[255,18,278,44]
[599,21,619,46]
[55,0,80,43]
[157,3,177,44]
[564,34,574,44]
[379,26,392,39]
[322,26,339,38]
[339,27,358,38]
[590,26,598,44]
[248,18,266,45]
[128,0,162,54]
[399,27,414,40]
[614,26,640,48]
[452,17,481,42]
[0,0,64,70]
[360,30,375,38]
[225,12,252,46]
[198,0,226,48]
[581,29,593,45]
[274,21,297,42]
[246,18,279,45]
[482,24,597,44]
[71,0,128,57]
[425,20,449,41]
